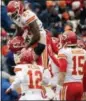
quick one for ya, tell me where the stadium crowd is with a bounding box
[1,0,86,101]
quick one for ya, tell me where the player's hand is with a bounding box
[5,88,12,94]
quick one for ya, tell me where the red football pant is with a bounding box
[83,76,86,92]
[60,82,83,101]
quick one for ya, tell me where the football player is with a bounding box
[5,47,55,100]
[7,0,46,60]
[45,30,63,100]
[8,36,25,64]
[56,31,86,101]
[8,32,43,66]
[46,30,59,87]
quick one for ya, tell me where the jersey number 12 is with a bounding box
[28,70,42,89]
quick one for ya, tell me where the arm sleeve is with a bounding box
[58,48,68,72]
[58,58,67,72]
[47,36,59,67]
[51,38,58,53]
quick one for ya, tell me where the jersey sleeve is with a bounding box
[10,65,23,90]
[14,65,22,73]
[58,48,67,59]
[21,10,36,25]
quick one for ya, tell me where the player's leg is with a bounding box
[63,83,83,101]
[60,83,75,101]
[75,83,83,101]
[82,76,86,100]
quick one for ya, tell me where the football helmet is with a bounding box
[59,31,77,47]
[20,48,34,64]
[8,36,25,53]
[7,0,24,19]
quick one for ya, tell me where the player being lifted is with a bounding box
[7,0,46,60]
[56,31,86,101]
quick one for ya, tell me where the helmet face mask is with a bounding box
[10,10,19,20]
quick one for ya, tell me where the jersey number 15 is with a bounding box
[72,56,84,75]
